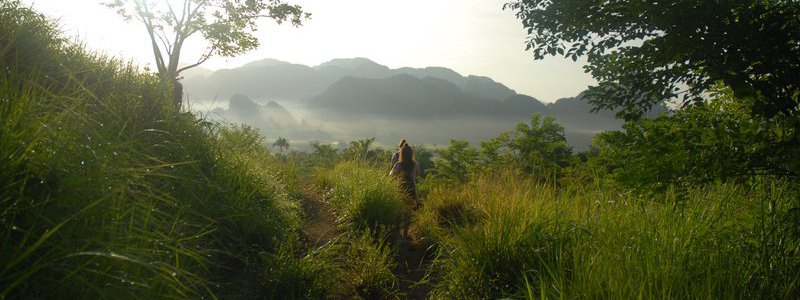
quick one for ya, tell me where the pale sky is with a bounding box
[24,0,595,103]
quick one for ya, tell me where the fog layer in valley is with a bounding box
[184,58,649,150]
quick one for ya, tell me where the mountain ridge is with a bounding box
[183,57,523,104]
[183,57,643,149]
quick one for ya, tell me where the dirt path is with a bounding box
[395,236,436,299]
[300,183,338,248]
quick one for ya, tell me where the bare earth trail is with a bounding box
[300,183,339,248]
[299,181,435,299]
[395,235,435,299]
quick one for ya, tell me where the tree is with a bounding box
[342,137,376,161]
[480,113,574,178]
[594,85,800,193]
[428,140,480,185]
[104,0,308,108]
[505,0,800,120]
[310,142,338,160]
[272,137,289,153]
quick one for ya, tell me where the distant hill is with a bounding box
[306,74,532,119]
[546,94,623,147]
[180,66,214,80]
[207,94,333,142]
[215,94,297,126]
[182,57,519,103]
[316,57,395,79]
[184,59,333,101]
[183,58,652,149]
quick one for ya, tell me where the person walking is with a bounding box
[390,139,406,166]
[390,142,420,237]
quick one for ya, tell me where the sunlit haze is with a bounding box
[24,0,596,102]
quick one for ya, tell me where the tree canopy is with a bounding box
[505,0,800,120]
[104,0,308,80]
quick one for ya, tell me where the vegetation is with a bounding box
[420,172,799,299]
[2,0,799,299]
[505,0,800,120]
[314,160,406,233]
[104,0,308,79]
[0,2,319,298]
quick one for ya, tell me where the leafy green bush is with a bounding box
[593,86,800,195]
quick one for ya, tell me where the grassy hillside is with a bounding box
[0,3,322,298]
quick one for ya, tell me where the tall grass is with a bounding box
[0,2,314,298]
[314,160,407,233]
[311,161,406,298]
[420,171,800,299]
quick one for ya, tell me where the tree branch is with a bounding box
[138,1,167,75]
[155,30,173,57]
[176,46,216,74]
[165,0,180,26]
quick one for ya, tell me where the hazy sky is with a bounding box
[24,0,595,102]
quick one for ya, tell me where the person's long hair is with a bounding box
[398,144,416,174]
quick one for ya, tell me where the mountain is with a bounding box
[306,73,548,119]
[182,57,518,103]
[395,66,464,86]
[209,94,332,142]
[180,66,214,80]
[184,59,333,101]
[183,57,639,149]
[546,94,623,147]
[222,94,297,126]
[316,57,395,79]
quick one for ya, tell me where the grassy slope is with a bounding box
[0,3,316,299]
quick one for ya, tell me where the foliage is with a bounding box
[506,0,800,120]
[103,0,309,79]
[272,136,289,153]
[421,172,800,299]
[412,144,435,177]
[341,137,379,162]
[481,113,574,178]
[594,85,800,193]
[426,140,480,186]
[425,114,575,188]
[308,141,339,169]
